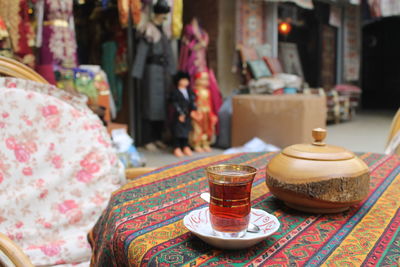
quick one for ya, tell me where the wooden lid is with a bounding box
[282,128,355,161]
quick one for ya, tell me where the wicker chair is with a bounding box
[0,56,48,84]
[0,234,34,267]
[385,108,400,155]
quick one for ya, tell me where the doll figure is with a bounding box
[190,71,218,153]
[170,71,198,157]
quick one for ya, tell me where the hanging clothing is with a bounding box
[102,41,124,112]
[207,68,223,126]
[0,0,34,66]
[178,21,209,80]
[0,17,8,40]
[35,0,77,84]
[117,0,142,27]
[171,0,183,39]
[132,21,176,121]
[0,16,12,58]
[115,31,128,75]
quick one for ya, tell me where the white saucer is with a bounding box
[183,207,280,250]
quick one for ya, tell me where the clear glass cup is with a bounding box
[206,164,257,238]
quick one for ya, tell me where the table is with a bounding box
[89,152,400,266]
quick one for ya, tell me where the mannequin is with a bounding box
[179,17,209,79]
[170,71,198,157]
[132,0,176,149]
[190,71,218,152]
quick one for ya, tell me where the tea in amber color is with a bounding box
[206,165,257,238]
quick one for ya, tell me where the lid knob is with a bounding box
[312,128,327,146]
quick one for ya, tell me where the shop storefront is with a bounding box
[0,0,226,149]
[1,0,396,151]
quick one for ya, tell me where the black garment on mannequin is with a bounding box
[142,120,164,145]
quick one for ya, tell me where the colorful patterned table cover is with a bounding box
[89,152,400,266]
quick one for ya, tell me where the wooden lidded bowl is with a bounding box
[265,128,370,213]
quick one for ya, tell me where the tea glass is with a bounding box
[205,164,257,238]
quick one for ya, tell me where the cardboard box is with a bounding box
[107,122,128,136]
[232,95,326,148]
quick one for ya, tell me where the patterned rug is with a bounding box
[89,152,400,266]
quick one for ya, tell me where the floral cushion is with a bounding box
[0,78,123,266]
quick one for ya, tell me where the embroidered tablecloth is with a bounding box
[89,152,400,266]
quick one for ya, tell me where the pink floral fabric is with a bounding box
[0,78,123,266]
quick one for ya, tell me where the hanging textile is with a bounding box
[118,0,130,27]
[131,0,143,25]
[0,0,35,66]
[179,18,209,79]
[117,0,142,27]
[102,41,124,112]
[0,17,9,40]
[0,16,12,58]
[235,0,266,47]
[207,68,223,124]
[343,4,360,81]
[35,0,78,85]
[171,0,183,38]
